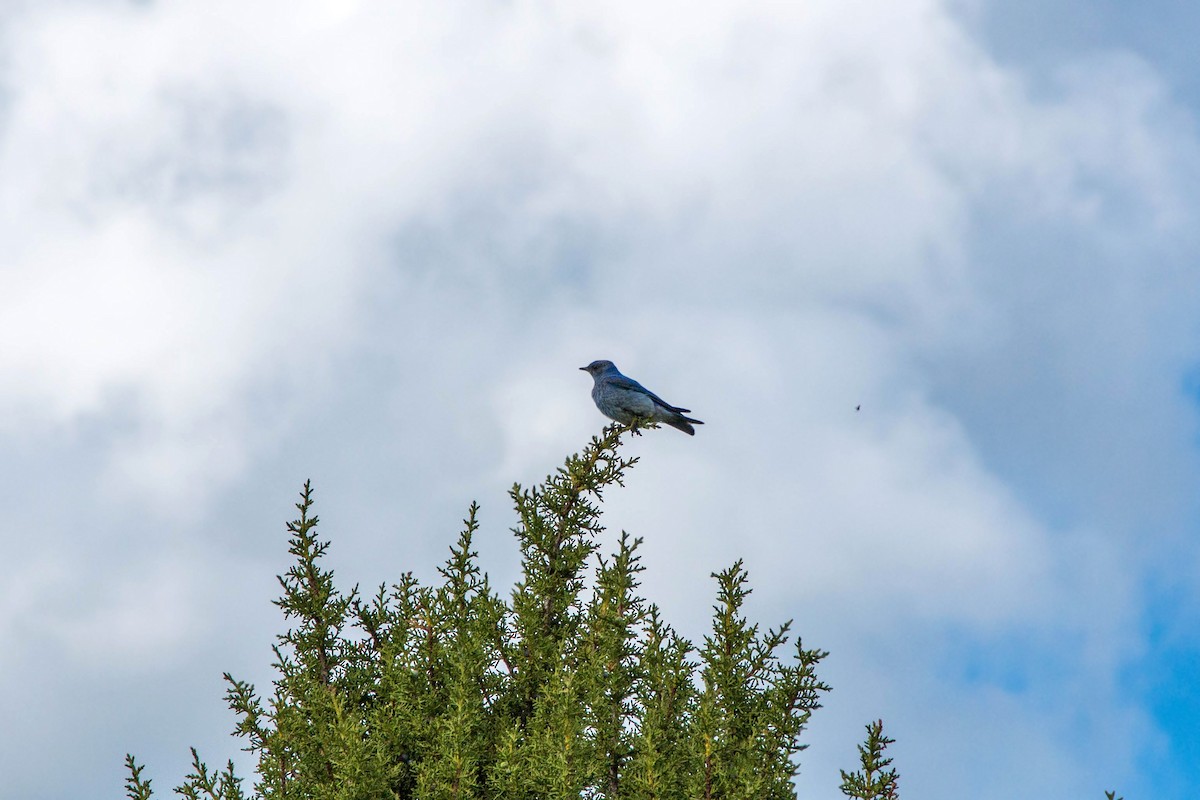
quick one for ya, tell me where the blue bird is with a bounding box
[580,360,703,435]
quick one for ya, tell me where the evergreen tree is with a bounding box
[124,424,1131,797]
[126,424,843,798]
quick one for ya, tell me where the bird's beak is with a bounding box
[579,366,588,371]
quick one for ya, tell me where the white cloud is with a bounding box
[45,559,206,670]
[1,1,1197,798]
[1,551,208,673]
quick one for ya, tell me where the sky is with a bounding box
[2,1,1199,798]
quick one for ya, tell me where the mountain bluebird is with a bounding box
[580,360,704,435]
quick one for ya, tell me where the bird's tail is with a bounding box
[664,413,704,436]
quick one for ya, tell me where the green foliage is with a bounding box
[126,424,842,799]
[839,720,899,800]
[125,754,154,800]
[176,749,247,800]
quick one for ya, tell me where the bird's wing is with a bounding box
[607,374,689,413]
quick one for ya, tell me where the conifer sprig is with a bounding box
[839,720,900,800]
[124,755,153,800]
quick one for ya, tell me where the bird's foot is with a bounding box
[625,416,657,436]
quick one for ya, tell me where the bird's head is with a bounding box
[580,359,616,375]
